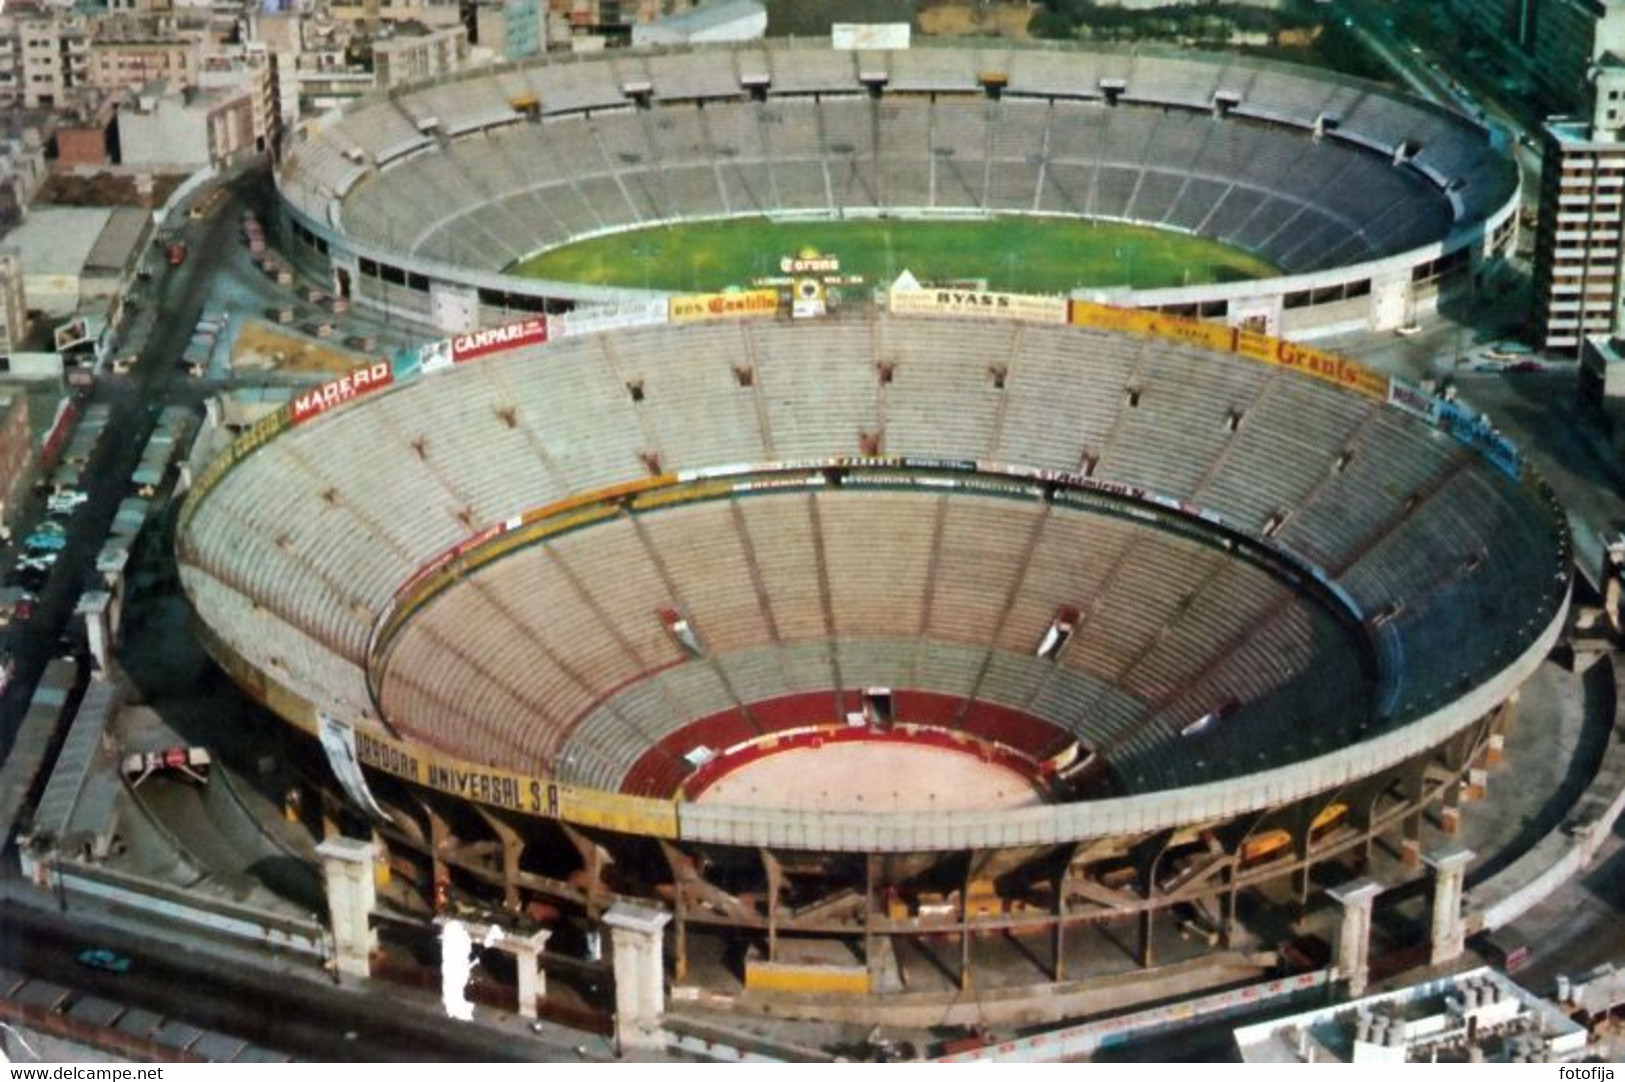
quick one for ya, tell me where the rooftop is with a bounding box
[2,206,112,278]
[1233,968,1588,1064]
[643,0,765,35]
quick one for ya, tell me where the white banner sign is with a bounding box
[889,287,1068,324]
[318,713,389,820]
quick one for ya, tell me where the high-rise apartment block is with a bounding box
[1533,65,1625,354]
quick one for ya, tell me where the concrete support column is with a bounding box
[494,929,552,1019]
[1440,783,1462,835]
[317,836,378,978]
[1423,845,1474,967]
[1490,694,1518,767]
[1327,878,1382,998]
[604,902,672,1054]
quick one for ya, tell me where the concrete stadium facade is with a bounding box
[177,297,1568,1013]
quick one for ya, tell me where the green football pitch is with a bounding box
[506,216,1279,294]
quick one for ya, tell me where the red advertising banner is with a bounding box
[290,360,395,425]
[39,399,80,469]
[452,317,549,364]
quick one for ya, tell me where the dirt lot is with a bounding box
[917,1,1032,39]
[38,171,186,209]
[230,320,373,375]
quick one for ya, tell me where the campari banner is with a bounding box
[420,317,550,374]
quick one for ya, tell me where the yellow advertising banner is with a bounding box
[179,407,290,532]
[1264,339,1389,401]
[1069,299,1388,401]
[1232,327,1276,362]
[1135,312,1236,353]
[1068,299,1137,332]
[349,726,680,836]
[1069,299,1232,351]
[669,289,780,323]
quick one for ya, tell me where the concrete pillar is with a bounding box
[1327,878,1383,998]
[1440,783,1462,835]
[1465,765,1489,802]
[1423,845,1474,967]
[1400,833,1422,867]
[493,929,552,1019]
[1487,694,1515,766]
[440,919,478,1022]
[604,902,672,1054]
[317,836,378,978]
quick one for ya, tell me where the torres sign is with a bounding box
[290,361,394,425]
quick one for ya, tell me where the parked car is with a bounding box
[1484,341,1534,361]
[75,948,131,974]
[0,588,34,627]
[48,490,87,515]
[8,567,47,591]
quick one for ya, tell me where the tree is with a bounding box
[1028,8,1076,39]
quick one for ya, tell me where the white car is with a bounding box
[1483,342,1534,361]
[18,553,57,572]
[48,491,88,515]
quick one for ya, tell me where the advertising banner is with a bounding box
[551,299,669,339]
[347,723,678,835]
[417,338,452,375]
[1068,299,1131,332]
[290,360,394,424]
[669,289,780,323]
[1137,312,1236,353]
[792,277,827,319]
[452,316,548,363]
[831,22,911,50]
[179,407,289,531]
[1435,398,1523,481]
[318,713,389,820]
[1387,377,1441,424]
[53,316,93,352]
[1266,340,1388,401]
[1232,327,1276,362]
[892,288,1068,323]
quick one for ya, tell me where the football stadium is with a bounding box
[167,38,1568,1019]
[276,40,1518,338]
